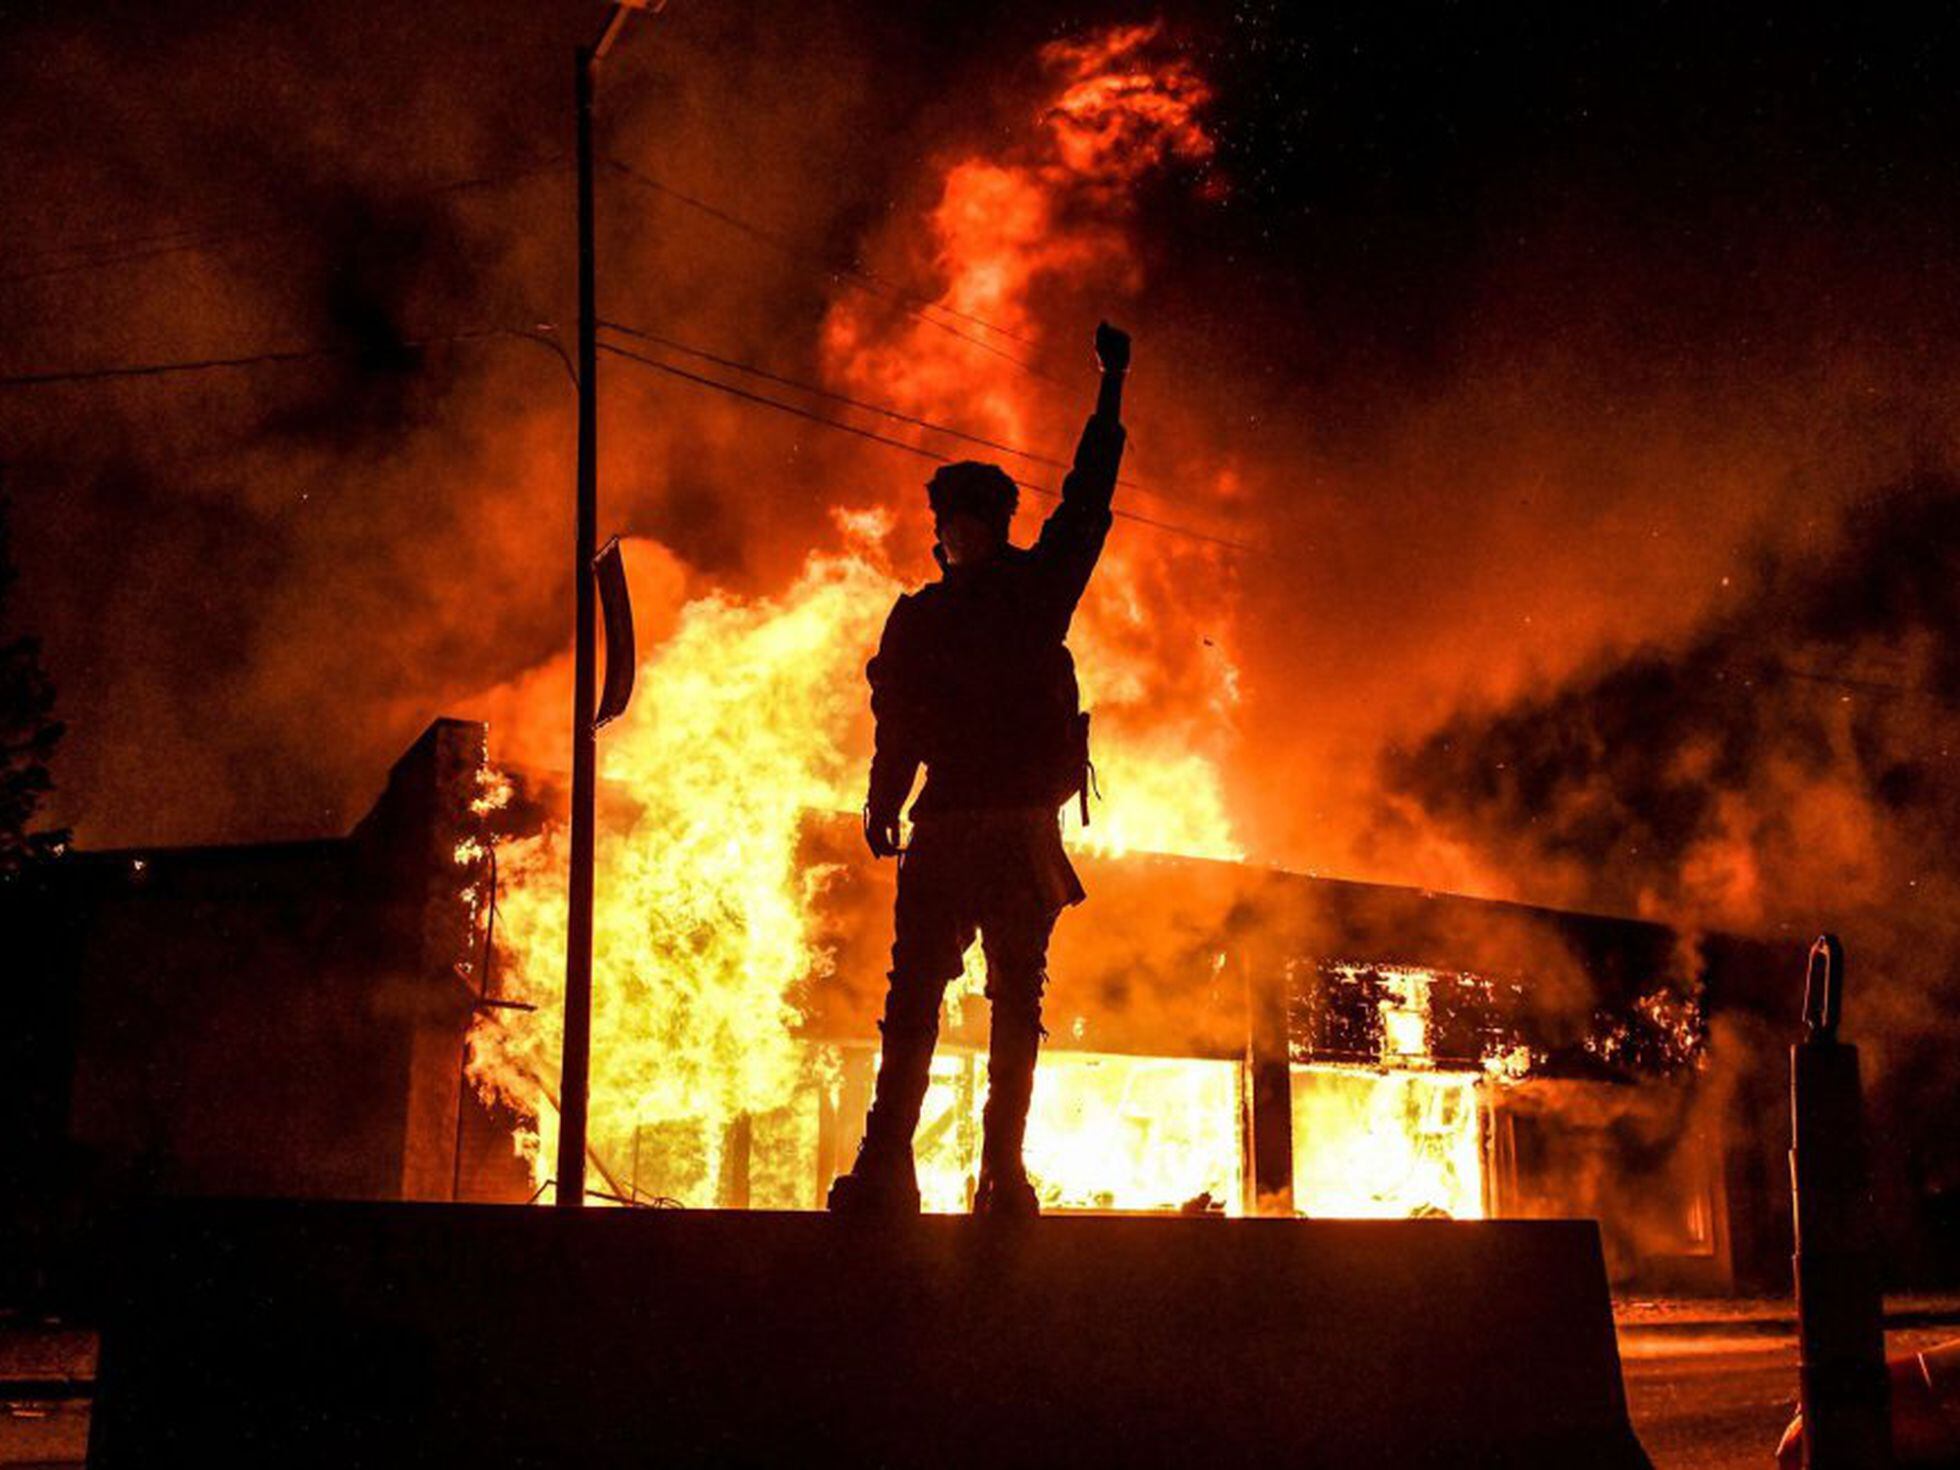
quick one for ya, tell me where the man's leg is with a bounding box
[974,901,1060,1217]
[828,847,970,1215]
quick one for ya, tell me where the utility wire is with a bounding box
[0,327,540,389]
[0,346,365,388]
[0,161,569,287]
[0,329,1258,552]
[1719,661,1960,707]
[601,156,1031,345]
[597,317,1215,516]
[596,338,1260,556]
[603,158,1060,384]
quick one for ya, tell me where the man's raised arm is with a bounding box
[1031,322,1130,618]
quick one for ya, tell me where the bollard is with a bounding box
[1790,933,1892,1469]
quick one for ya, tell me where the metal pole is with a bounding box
[1790,934,1891,1467]
[555,43,601,1208]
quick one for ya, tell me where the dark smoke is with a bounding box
[1379,472,1960,1263]
[8,1,1960,867]
[0,0,954,843]
[1381,474,1960,924]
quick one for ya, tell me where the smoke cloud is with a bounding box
[8,0,1960,1240]
[1376,472,1960,1257]
[3,1,1955,872]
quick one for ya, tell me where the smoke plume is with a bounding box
[1377,474,1960,1254]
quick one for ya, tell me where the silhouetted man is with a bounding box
[828,322,1130,1218]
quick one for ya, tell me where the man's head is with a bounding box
[926,461,1016,567]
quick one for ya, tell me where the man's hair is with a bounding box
[926,461,1018,535]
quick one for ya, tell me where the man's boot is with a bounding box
[974,1005,1042,1219]
[827,1021,935,1216]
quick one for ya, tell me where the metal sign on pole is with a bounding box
[594,536,637,728]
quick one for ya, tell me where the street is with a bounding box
[1621,1304,1960,1469]
[7,1305,1959,1467]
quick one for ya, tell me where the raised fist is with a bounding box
[1094,320,1131,375]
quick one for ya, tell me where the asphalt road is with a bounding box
[5,1315,1958,1467]
[1623,1322,1958,1469]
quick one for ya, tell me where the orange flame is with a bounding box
[468,22,1249,1208]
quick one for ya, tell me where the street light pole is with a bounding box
[556,1,649,1209]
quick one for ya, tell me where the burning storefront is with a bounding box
[8,717,1797,1299]
[465,739,1800,1292]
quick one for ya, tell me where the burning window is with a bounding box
[898,1047,1243,1215]
[1284,961,1492,1221]
[1291,1066,1487,1221]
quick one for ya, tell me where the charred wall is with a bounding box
[0,719,524,1306]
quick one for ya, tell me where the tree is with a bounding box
[0,485,66,876]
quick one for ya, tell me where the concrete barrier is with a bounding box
[89,1202,1648,1467]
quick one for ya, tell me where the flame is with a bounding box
[1041,23,1216,185]
[821,21,1212,443]
[468,522,1243,1201]
[906,1047,1243,1214]
[1292,1066,1486,1220]
[1289,963,1500,1220]
[469,539,882,1195]
[1376,967,1435,1063]
[467,25,1255,1209]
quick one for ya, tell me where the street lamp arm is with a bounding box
[508,327,579,391]
[592,0,666,64]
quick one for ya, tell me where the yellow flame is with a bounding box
[904,1048,1243,1214]
[472,546,894,1195]
[1292,1066,1486,1220]
[470,524,1246,1202]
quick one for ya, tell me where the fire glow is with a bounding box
[463,22,1501,1221]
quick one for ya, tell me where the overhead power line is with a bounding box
[596,317,1215,516]
[595,338,1260,556]
[0,346,364,388]
[0,327,530,388]
[603,157,1060,384]
[0,161,569,287]
[0,328,1258,552]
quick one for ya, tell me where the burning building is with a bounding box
[469,794,1797,1291]
[1,713,1800,1299]
[14,7,1958,1318]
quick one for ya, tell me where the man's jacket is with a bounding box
[867,414,1125,821]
